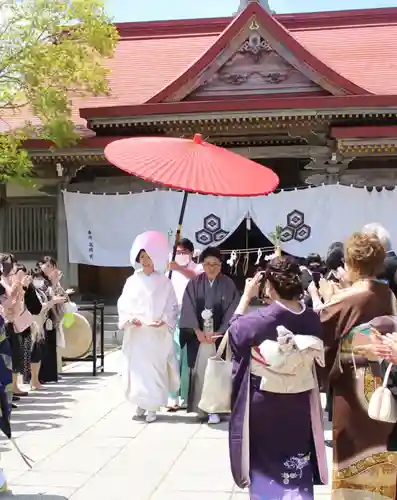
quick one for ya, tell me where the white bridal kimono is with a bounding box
[118,230,179,411]
[118,270,179,410]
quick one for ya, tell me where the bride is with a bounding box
[118,231,179,423]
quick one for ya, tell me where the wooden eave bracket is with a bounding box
[337,138,397,156]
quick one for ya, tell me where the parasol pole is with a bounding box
[168,191,189,279]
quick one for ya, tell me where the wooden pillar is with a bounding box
[56,185,80,374]
[56,184,79,289]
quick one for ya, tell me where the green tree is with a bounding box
[0,0,118,183]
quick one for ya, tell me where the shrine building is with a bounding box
[2,0,397,297]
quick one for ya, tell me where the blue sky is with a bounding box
[106,0,396,23]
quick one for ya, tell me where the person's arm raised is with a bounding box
[234,272,263,316]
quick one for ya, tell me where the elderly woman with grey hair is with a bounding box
[362,223,397,296]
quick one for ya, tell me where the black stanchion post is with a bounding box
[92,301,98,376]
[100,304,105,373]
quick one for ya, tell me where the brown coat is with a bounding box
[320,280,396,473]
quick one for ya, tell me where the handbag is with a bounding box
[198,331,233,414]
[351,346,397,424]
[367,290,397,423]
[368,362,397,423]
[13,307,33,334]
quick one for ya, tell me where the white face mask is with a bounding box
[175,254,191,267]
[33,279,44,289]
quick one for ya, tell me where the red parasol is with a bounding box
[104,134,279,276]
[105,134,278,197]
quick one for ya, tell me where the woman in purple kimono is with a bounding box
[228,256,327,500]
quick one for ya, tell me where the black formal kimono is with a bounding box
[179,272,240,413]
[39,280,64,383]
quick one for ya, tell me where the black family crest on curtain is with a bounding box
[280,210,311,243]
[195,214,229,246]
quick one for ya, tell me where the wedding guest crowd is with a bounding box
[117,223,397,500]
[0,254,71,405]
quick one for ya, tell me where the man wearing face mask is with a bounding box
[167,238,203,410]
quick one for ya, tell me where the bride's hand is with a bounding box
[149,320,164,328]
[243,272,263,299]
[130,318,142,327]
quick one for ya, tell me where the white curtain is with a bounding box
[182,194,251,249]
[250,184,395,256]
[64,186,397,266]
[63,190,249,266]
[64,190,182,266]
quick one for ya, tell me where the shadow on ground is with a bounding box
[2,372,116,435]
[5,493,68,499]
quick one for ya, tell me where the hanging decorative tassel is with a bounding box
[243,252,250,276]
[255,249,262,265]
[227,250,237,268]
[234,253,241,276]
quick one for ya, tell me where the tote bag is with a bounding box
[198,331,233,414]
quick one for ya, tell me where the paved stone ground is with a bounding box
[1,350,333,499]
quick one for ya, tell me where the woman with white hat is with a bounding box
[118,231,179,424]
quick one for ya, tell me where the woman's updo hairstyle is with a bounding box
[265,256,303,300]
[30,267,45,279]
[345,232,385,279]
[37,256,57,268]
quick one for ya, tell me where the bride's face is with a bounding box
[139,251,153,270]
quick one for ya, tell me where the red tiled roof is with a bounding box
[148,3,368,103]
[80,7,397,112]
[78,35,218,109]
[0,33,217,132]
[3,7,397,132]
[294,24,397,95]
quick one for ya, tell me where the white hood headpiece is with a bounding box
[130,231,170,273]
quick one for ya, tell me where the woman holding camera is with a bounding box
[36,257,69,384]
[228,256,326,500]
[0,256,43,399]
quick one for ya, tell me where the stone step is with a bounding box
[104,322,118,329]
[104,329,123,345]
